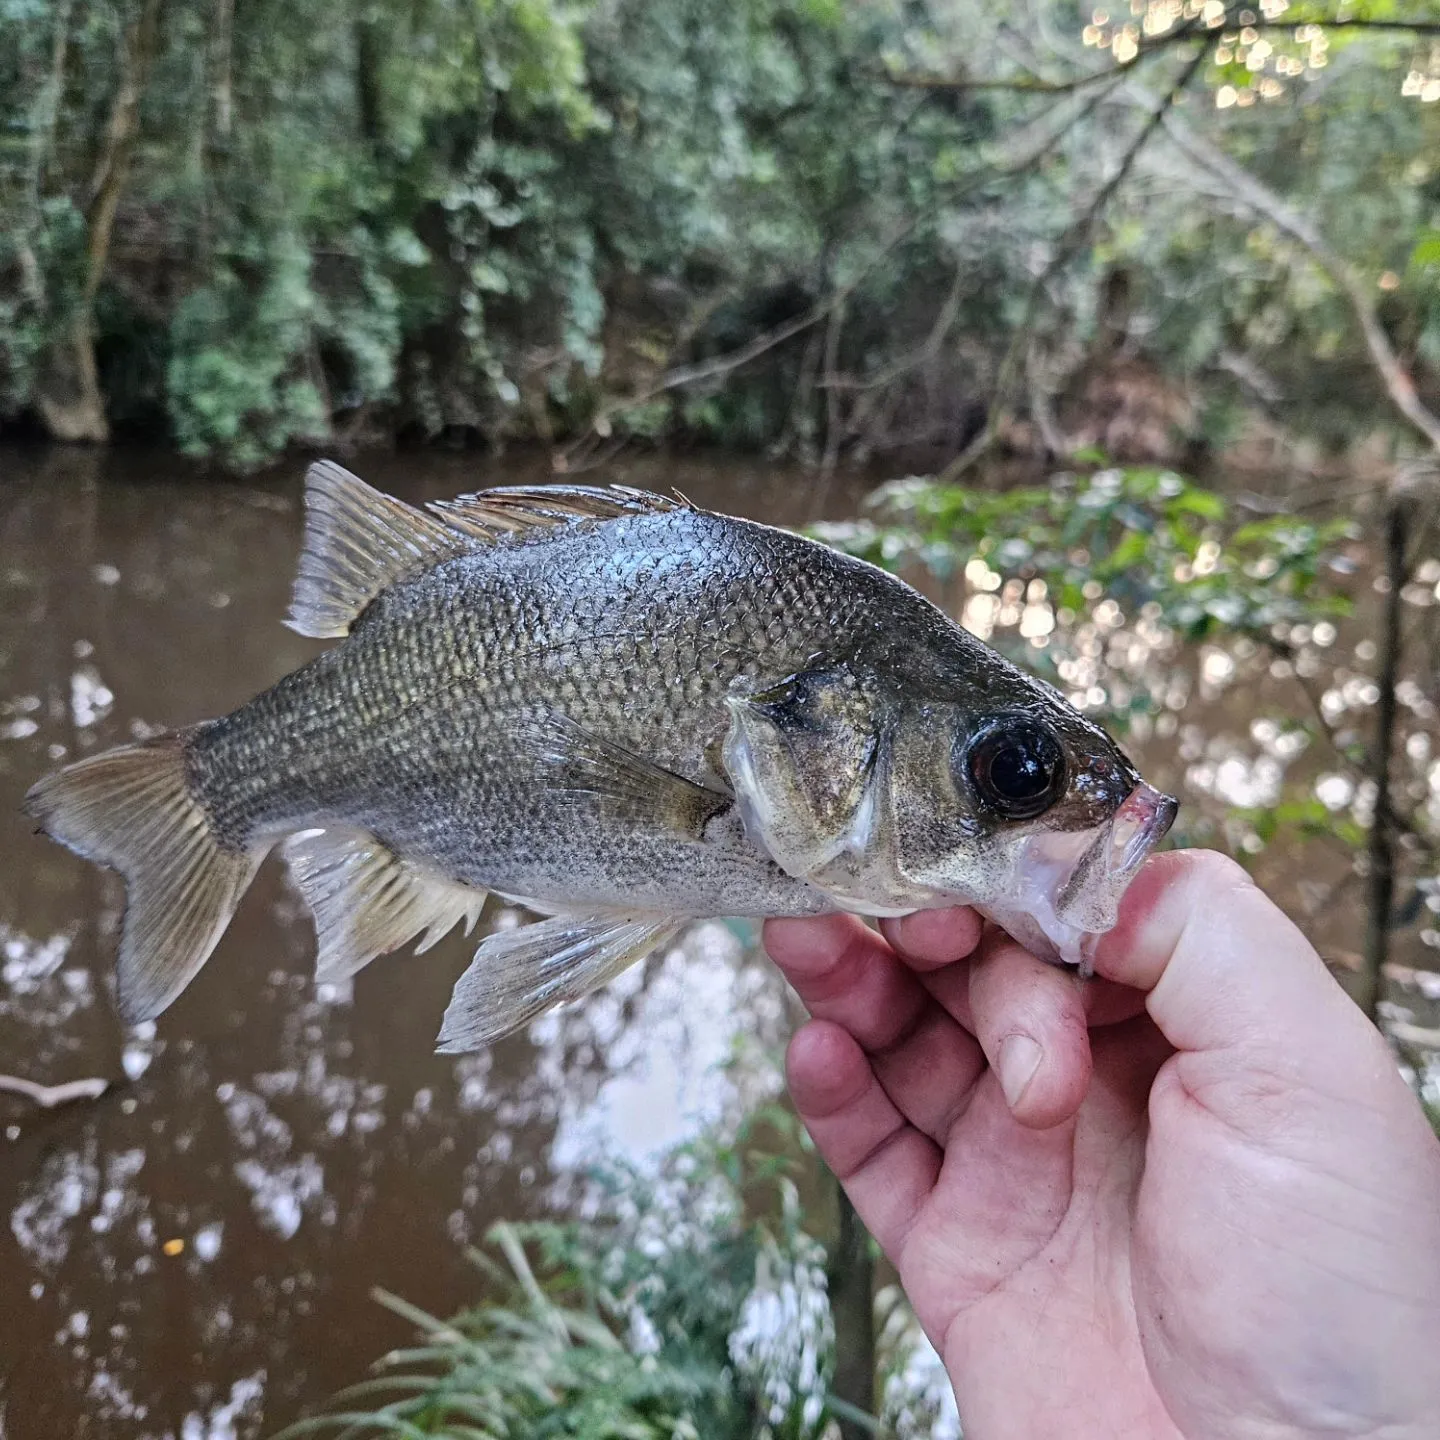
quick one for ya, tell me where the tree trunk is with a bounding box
[35,0,165,445]
[828,1181,875,1439]
[211,0,233,140]
[1357,491,1406,1022]
[356,16,385,149]
[27,0,75,211]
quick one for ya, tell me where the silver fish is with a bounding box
[26,463,1177,1049]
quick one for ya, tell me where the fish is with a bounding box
[25,462,1178,1051]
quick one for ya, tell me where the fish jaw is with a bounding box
[976,781,1178,971]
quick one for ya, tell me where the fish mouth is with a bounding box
[978,781,1179,970]
[1061,781,1179,910]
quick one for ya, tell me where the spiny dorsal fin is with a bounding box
[282,827,487,982]
[426,484,690,544]
[287,462,476,639]
[436,912,683,1052]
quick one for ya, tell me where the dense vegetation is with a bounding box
[818,464,1440,1016]
[3,0,1440,470]
[5,6,1440,1435]
[277,1111,959,1440]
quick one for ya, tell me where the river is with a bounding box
[1,443,1436,1438]
[0,445,879,1438]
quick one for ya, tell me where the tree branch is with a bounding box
[26,0,74,211]
[0,1074,110,1108]
[1157,112,1440,455]
[887,11,1440,96]
[564,87,1114,462]
[1281,15,1440,35]
[938,41,1210,481]
[881,57,1162,96]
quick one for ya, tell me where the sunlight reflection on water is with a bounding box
[0,448,833,1437]
[1,447,1436,1438]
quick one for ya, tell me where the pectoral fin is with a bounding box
[436,912,683,1052]
[525,711,730,840]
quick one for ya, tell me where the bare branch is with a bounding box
[26,0,75,211]
[819,297,847,480]
[886,11,1440,96]
[563,90,1111,461]
[822,265,966,395]
[1281,15,1440,36]
[1157,114,1440,455]
[881,61,1156,96]
[1026,340,1075,456]
[938,41,1211,482]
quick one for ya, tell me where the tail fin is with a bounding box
[25,735,262,1023]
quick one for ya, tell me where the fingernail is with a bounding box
[998,1034,1043,1110]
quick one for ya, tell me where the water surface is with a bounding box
[0,446,864,1438]
[1,444,1436,1437]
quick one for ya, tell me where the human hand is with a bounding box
[764,850,1440,1440]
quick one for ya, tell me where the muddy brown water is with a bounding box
[0,446,872,1439]
[1,444,1436,1438]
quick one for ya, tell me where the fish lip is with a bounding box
[1098,781,1179,881]
[952,783,1179,969]
[1049,780,1179,939]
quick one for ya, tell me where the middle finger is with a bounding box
[764,913,988,1143]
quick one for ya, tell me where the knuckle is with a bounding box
[1180,848,1254,900]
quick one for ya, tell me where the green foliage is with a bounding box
[817,465,1354,654]
[816,463,1376,875]
[0,196,82,410]
[3,1,1440,466]
[1236,796,1367,852]
[273,1112,920,1440]
[166,235,328,467]
[4,0,1005,466]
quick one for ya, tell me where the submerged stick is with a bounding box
[0,1073,111,1108]
[829,1181,876,1440]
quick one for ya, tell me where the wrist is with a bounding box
[938,1327,1185,1440]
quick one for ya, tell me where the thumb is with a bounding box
[1090,849,1393,1091]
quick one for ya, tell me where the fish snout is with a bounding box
[1048,780,1179,942]
[1102,781,1179,880]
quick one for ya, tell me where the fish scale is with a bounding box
[187,508,848,913]
[26,461,1177,1050]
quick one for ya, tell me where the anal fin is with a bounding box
[436,913,683,1052]
[282,828,487,982]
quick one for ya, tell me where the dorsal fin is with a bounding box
[426,484,690,544]
[287,462,476,639]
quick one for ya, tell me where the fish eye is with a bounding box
[962,720,1066,820]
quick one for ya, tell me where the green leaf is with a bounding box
[1409,231,1440,271]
